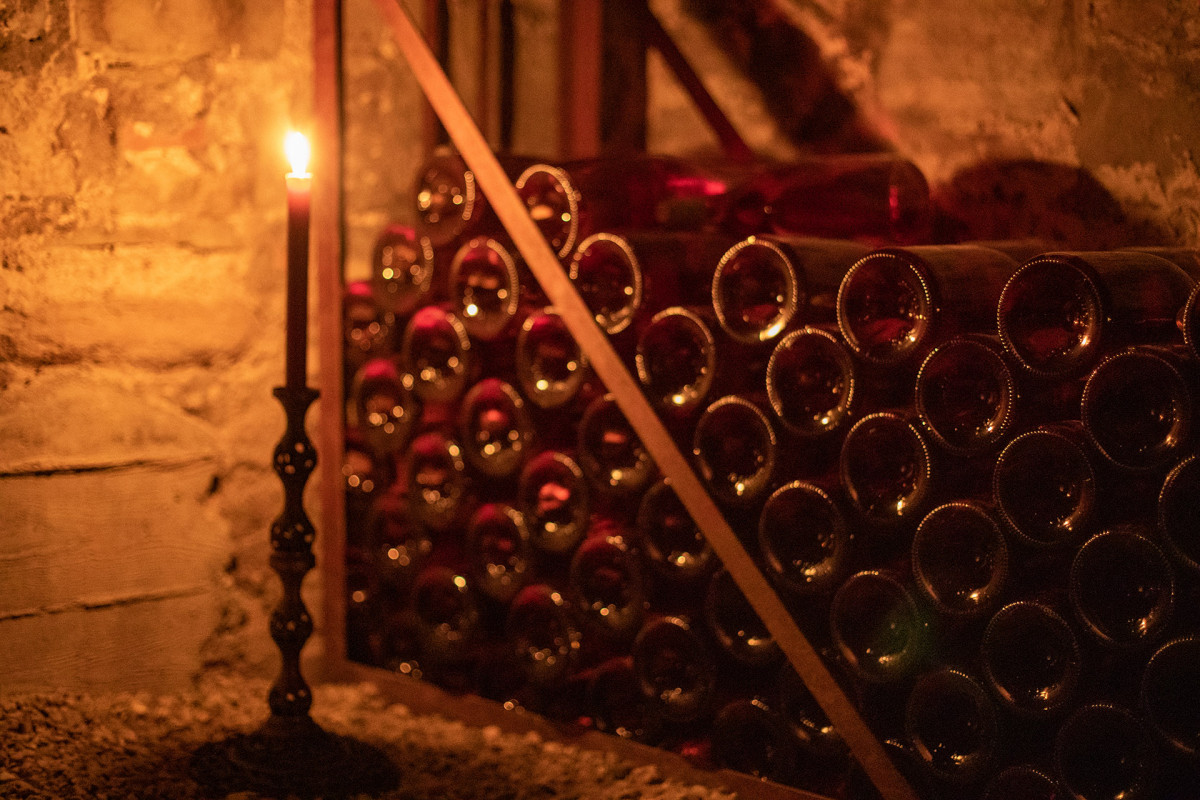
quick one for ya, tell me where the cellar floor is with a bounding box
[0,674,740,800]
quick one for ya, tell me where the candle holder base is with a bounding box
[191,713,399,798]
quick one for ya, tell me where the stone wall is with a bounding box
[2,0,1198,695]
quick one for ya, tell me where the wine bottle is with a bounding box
[347,357,421,456]
[692,395,777,509]
[568,532,647,644]
[903,668,999,786]
[914,334,1017,456]
[342,432,387,542]
[635,478,717,592]
[370,490,433,594]
[836,244,1020,366]
[371,222,436,318]
[829,570,927,684]
[911,501,1009,620]
[709,697,801,785]
[758,480,852,598]
[464,502,532,606]
[403,430,470,533]
[514,306,590,410]
[412,145,536,249]
[505,583,583,687]
[634,306,719,421]
[703,569,782,669]
[711,236,869,346]
[1053,703,1160,800]
[577,393,657,497]
[997,250,1193,378]
[838,410,935,530]
[343,279,394,376]
[722,153,932,245]
[399,304,474,405]
[1157,454,1200,575]
[980,765,1060,800]
[992,423,1097,549]
[980,601,1082,717]
[1080,344,1196,473]
[1139,635,1200,759]
[457,377,534,481]
[631,615,718,723]
[446,236,526,342]
[583,656,661,742]
[1069,529,1175,650]
[410,565,482,672]
[765,325,859,438]
[516,449,590,556]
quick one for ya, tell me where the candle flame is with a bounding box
[285,131,311,177]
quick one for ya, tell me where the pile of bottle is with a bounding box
[341,146,1200,800]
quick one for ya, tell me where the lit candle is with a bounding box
[284,131,312,389]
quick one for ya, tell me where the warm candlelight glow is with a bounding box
[285,131,311,177]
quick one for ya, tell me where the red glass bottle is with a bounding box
[464,502,532,606]
[516,450,590,556]
[757,480,852,598]
[838,410,935,530]
[410,565,482,672]
[457,377,534,481]
[505,583,583,687]
[692,395,777,509]
[568,533,647,645]
[577,393,657,497]
[411,145,536,250]
[634,478,717,591]
[514,307,590,410]
[631,615,718,723]
[765,326,859,439]
[997,250,1193,378]
[347,357,420,457]
[403,430,470,534]
[446,236,526,342]
[703,569,782,669]
[914,334,1017,456]
[343,279,394,376]
[634,306,719,422]
[399,304,474,405]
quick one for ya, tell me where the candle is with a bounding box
[284,131,312,389]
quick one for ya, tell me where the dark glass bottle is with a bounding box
[980,601,1082,718]
[565,532,646,650]
[838,410,935,530]
[464,502,532,606]
[1080,345,1196,473]
[1054,704,1160,800]
[411,146,536,250]
[829,570,927,684]
[1139,636,1200,760]
[634,306,719,421]
[370,491,433,594]
[347,357,420,457]
[505,583,583,687]
[635,478,717,590]
[703,569,782,669]
[399,304,473,405]
[903,668,999,786]
[457,377,534,481]
[1069,529,1175,650]
[410,565,482,672]
[1157,454,1200,575]
[758,480,853,598]
[914,335,1017,456]
[997,250,1193,378]
[343,279,394,376]
[722,153,932,244]
[404,431,470,533]
[631,615,718,724]
[765,326,859,439]
[371,222,436,318]
[577,393,657,497]
[514,307,590,410]
[516,450,590,556]
[342,433,386,540]
[447,236,525,342]
[980,765,1060,800]
[836,245,1020,367]
[911,501,1009,620]
[711,236,869,346]
[584,656,660,742]
[692,395,777,508]
[709,698,801,786]
[992,423,1097,549]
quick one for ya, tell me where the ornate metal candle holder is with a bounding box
[192,385,397,797]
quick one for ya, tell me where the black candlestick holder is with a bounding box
[192,385,398,798]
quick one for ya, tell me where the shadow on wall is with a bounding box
[682,0,1174,250]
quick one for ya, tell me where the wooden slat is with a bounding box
[314,0,348,675]
[557,0,602,158]
[370,4,919,799]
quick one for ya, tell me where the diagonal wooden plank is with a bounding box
[369,3,919,798]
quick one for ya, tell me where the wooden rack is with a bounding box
[312,3,918,799]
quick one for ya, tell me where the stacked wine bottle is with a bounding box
[342,145,1200,800]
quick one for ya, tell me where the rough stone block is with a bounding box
[76,0,285,61]
[0,0,70,75]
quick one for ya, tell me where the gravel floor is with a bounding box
[0,675,740,800]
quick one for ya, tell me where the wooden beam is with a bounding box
[557,0,602,158]
[369,3,920,799]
